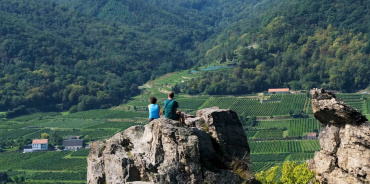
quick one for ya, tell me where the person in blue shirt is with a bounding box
[163,91,184,124]
[148,96,160,122]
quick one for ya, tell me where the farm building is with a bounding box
[23,144,33,153]
[268,88,290,94]
[32,139,48,151]
[24,139,49,153]
[63,139,84,150]
[307,133,317,139]
[66,135,81,140]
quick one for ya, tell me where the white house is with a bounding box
[32,139,48,151]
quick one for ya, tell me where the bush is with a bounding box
[69,105,78,113]
[255,161,315,184]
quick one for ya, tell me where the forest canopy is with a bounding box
[0,0,369,116]
[177,0,370,95]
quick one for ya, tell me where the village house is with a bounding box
[268,88,290,94]
[307,132,317,140]
[32,139,48,151]
[63,139,84,151]
[24,139,48,153]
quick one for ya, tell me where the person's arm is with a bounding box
[175,101,181,113]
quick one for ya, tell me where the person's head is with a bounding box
[168,91,174,99]
[149,96,157,104]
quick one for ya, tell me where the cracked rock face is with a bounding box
[308,89,370,184]
[87,107,252,184]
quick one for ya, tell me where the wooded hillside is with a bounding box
[0,0,369,115]
[179,0,370,95]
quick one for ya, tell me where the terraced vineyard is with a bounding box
[65,109,148,119]
[0,108,147,183]
[234,94,307,116]
[230,98,279,116]
[28,172,86,183]
[248,140,320,173]
[200,96,237,109]
[336,94,367,112]
[287,118,321,137]
[198,94,308,117]
[248,118,320,139]
[253,129,284,139]
[366,99,370,114]
[1,92,367,182]
[250,153,289,162]
[249,140,321,153]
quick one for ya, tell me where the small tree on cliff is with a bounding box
[255,161,315,184]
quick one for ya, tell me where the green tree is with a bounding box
[20,176,25,182]
[41,133,50,139]
[255,166,279,184]
[220,53,226,63]
[49,132,63,146]
[0,172,11,183]
[13,176,19,183]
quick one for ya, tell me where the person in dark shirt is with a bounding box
[163,91,184,124]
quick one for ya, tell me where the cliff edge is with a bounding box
[308,89,369,184]
[87,107,252,184]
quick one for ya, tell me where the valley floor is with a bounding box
[0,91,368,183]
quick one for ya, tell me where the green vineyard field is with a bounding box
[249,140,321,153]
[29,172,86,182]
[65,109,148,119]
[248,118,320,138]
[200,97,237,109]
[1,92,367,182]
[201,94,308,116]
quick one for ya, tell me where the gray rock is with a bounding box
[87,108,252,184]
[308,89,370,184]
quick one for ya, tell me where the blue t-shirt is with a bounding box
[149,104,160,119]
[164,99,179,120]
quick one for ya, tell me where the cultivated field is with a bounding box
[1,75,368,183]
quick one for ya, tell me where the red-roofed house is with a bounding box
[307,133,317,140]
[32,139,48,151]
[268,88,290,94]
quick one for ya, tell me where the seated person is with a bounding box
[163,91,184,124]
[148,96,160,122]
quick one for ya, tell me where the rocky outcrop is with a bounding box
[87,107,252,184]
[308,89,369,184]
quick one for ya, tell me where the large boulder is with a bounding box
[87,107,252,184]
[308,89,370,184]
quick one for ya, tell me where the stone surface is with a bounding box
[87,108,252,184]
[308,89,370,184]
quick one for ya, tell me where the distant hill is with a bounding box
[1,0,369,116]
[179,0,370,95]
[0,0,263,115]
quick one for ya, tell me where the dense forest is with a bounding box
[177,0,370,95]
[0,0,267,115]
[0,0,369,115]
